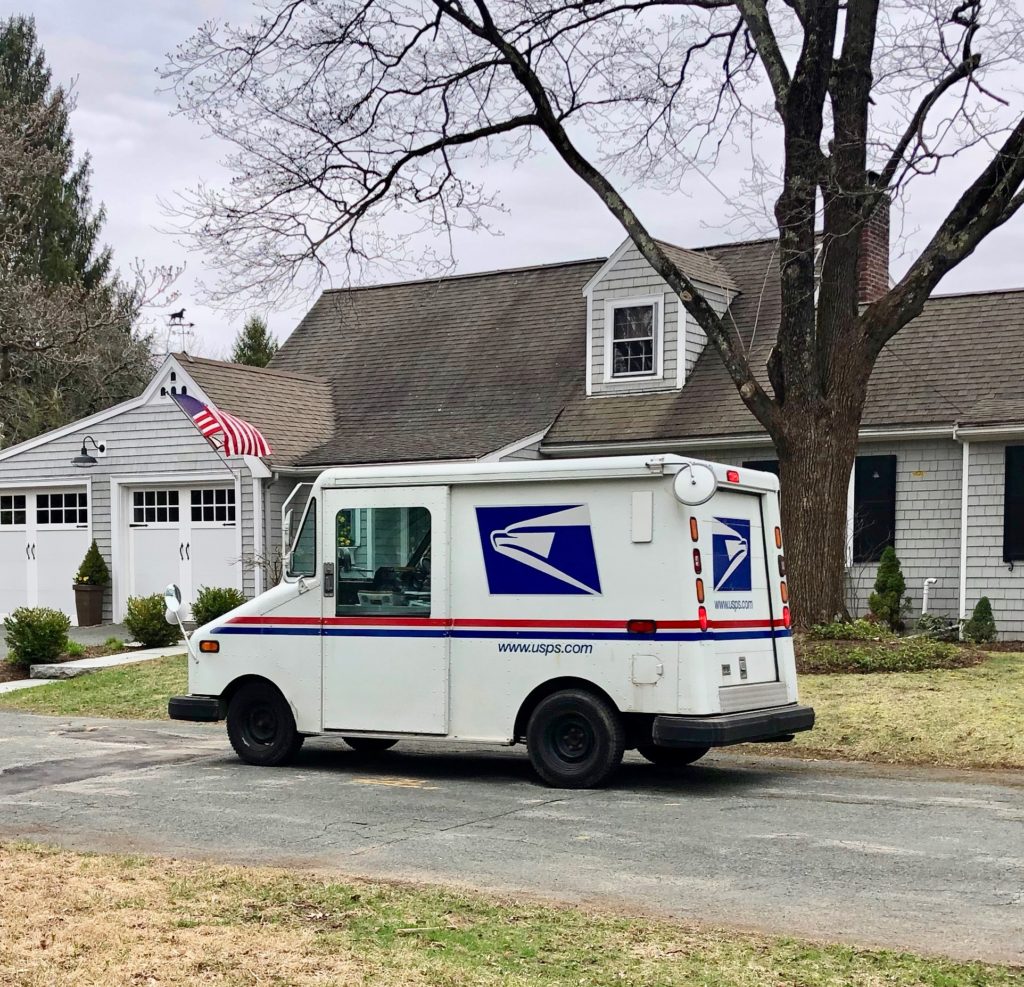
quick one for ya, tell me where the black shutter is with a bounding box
[1004,446,1024,562]
[853,455,897,563]
[743,459,780,477]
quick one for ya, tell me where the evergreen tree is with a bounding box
[868,546,910,632]
[963,597,997,644]
[230,315,278,367]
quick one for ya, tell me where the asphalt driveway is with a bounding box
[1,711,1021,964]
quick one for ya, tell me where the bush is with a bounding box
[806,618,895,641]
[797,636,980,674]
[914,612,959,642]
[868,546,910,632]
[3,607,71,668]
[191,586,247,628]
[125,594,182,648]
[73,539,110,586]
[963,596,997,644]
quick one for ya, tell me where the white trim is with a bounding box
[252,475,265,595]
[845,465,855,567]
[243,455,272,479]
[955,424,1024,440]
[675,305,686,390]
[585,288,594,396]
[959,439,970,628]
[581,237,632,296]
[0,477,97,490]
[542,435,774,457]
[479,428,549,462]
[603,295,665,382]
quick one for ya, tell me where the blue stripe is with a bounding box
[213,625,790,642]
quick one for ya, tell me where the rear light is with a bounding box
[627,619,657,635]
[692,548,702,573]
[689,517,699,541]
[780,582,789,603]
[695,578,705,603]
[726,469,740,483]
[778,555,786,577]
[698,606,709,632]
[774,526,783,549]
[199,640,220,653]
[782,606,791,629]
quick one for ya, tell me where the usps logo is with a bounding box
[475,504,602,595]
[712,517,752,592]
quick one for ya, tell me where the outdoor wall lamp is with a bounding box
[72,435,106,468]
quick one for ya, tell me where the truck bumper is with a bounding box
[168,695,223,722]
[653,704,815,747]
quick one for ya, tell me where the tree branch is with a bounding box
[734,0,790,108]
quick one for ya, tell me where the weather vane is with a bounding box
[167,307,196,351]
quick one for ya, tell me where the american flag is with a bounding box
[173,392,272,458]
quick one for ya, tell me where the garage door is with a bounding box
[127,484,239,617]
[0,487,91,623]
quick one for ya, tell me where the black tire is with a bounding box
[637,744,710,768]
[226,681,304,767]
[526,689,624,788]
[343,737,398,754]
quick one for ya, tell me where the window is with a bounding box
[1003,446,1024,562]
[190,487,236,524]
[335,506,431,616]
[287,499,317,577]
[743,459,780,478]
[609,301,658,377]
[132,489,179,525]
[0,494,26,526]
[37,491,88,526]
[853,455,896,563]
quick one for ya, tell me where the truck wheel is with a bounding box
[226,681,304,767]
[526,689,624,788]
[343,737,398,754]
[637,745,710,768]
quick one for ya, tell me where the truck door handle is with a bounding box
[25,543,30,559]
[30,543,35,559]
[179,543,184,560]
[323,562,335,597]
[185,542,190,560]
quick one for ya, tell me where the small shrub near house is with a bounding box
[125,594,182,648]
[868,546,911,632]
[963,596,997,643]
[73,539,110,586]
[3,607,71,668]
[192,586,247,628]
[797,636,981,674]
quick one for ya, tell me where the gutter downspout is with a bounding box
[956,426,970,637]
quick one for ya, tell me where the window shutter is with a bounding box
[853,455,897,564]
[1003,446,1024,562]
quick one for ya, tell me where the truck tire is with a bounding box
[226,681,304,767]
[637,744,710,768]
[526,689,624,788]
[343,737,398,753]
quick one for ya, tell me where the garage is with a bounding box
[125,482,241,618]
[0,484,92,623]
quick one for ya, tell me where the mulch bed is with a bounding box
[795,635,989,674]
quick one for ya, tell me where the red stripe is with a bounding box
[226,615,784,629]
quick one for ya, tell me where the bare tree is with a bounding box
[166,0,1024,625]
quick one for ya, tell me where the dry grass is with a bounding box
[751,652,1024,769]
[1,843,1020,987]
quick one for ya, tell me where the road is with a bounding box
[1,711,1021,964]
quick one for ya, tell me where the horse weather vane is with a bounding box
[167,307,196,352]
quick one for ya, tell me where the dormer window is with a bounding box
[605,296,663,379]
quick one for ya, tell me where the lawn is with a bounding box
[2,842,1019,987]
[0,653,187,719]
[1,651,1022,771]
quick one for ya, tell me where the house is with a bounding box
[2,207,1023,636]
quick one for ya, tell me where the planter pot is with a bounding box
[73,584,104,627]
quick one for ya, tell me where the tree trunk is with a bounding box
[775,408,861,627]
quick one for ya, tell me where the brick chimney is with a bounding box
[857,184,890,305]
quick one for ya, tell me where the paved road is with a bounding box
[1,711,1021,964]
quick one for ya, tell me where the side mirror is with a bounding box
[164,583,183,625]
[672,463,718,506]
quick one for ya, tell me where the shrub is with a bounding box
[806,618,895,641]
[125,594,182,648]
[73,539,110,586]
[914,612,959,642]
[868,546,910,632]
[65,640,87,657]
[3,607,71,668]
[192,586,247,628]
[797,636,980,674]
[963,596,997,644]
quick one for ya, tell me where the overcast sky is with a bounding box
[22,0,1024,357]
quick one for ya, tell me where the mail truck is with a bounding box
[169,456,814,787]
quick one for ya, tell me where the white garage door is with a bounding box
[0,487,91,623]
[127,484,240,618]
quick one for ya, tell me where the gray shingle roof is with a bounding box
[177,354,335,466]
[654,239,738,294]
[270,259,604,466]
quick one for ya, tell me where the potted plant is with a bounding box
[73,540,109,626]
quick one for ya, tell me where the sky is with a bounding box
[19,0,1024,357]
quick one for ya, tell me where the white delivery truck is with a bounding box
[169,455,814,787]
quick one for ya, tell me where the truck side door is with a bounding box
[320,485,449,734]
